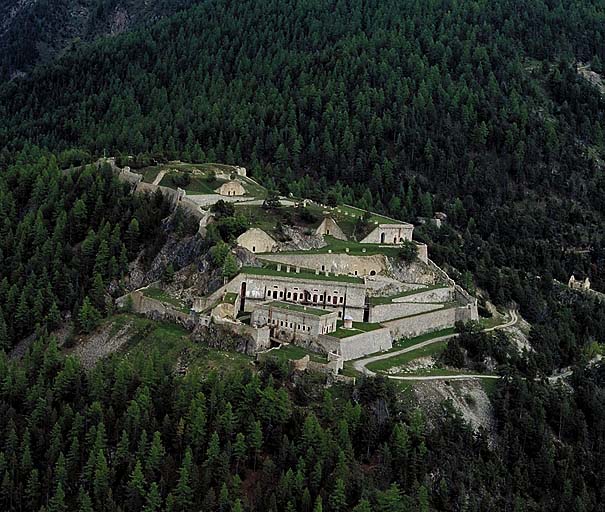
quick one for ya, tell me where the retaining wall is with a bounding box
[260,253,388,277]
[383,305,475,340]
[127,290,194,326]
[369,302,443,323]
[393,287,453,303]
[318,327,393,360]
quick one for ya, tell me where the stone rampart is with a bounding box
[369,302,443,323]
[318,327,393,360]
[383,305,475,340]
[394,287,453,303]
[127,290,194,327]
[213,318,271,353]
[260,253,388,277]
[119,167,143,187]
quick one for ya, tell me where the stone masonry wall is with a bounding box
[318,328,393,360]
[127,290,194,326]
[260,253,388,277]
[383,305,475,340]
[394,287,453,303]
[369,302,444,323]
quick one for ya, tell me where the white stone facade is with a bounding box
[215,180,246,196]
[237,228,276,253]
[251,302,338,336]
[315,217,347,241]
[361,223,414,244]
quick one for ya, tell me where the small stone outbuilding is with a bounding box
[315,216,347,241]
[361,223,414,244]
[215,180,246,196]
[237,228,276,254]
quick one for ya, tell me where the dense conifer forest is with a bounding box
[1,0,604,297]
[1,0,605,510]
[0,338,604,511]
[0,148,173,347]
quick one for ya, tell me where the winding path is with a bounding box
[353,310,518,381]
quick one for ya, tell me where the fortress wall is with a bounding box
[318,328,393,360]
[119,167,143,186]
[134,183,182,206]
[416,243,428,264]
[383,305,475,340]
[260,253,388,276]
[127,290,194,326]
[213,318,271,353]
[369,302,443,323]
[393,287,453,303]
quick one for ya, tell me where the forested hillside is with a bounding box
[0,337,604,511]
[0,0,200,79]
[0,147,174,348]
[1,2,605,511]
[0,0,604,299]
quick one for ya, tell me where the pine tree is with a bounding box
[143,482,162,512]
[172,449,193,511]
[48,482,67,512]
[127,460,147,511]
[78,297,101,333]
[0,308,9,351]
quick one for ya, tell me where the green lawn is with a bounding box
[259,345,325,363]
[331,321,384,339]
[160,173,224,194]
[242,264,364,284]
[369,285,448,305]
[109,313,254,375]
[391,327,456,351]
[366,340,448,373]
[223,292,239,305]
[142,287,191,313]
[265,301,335,316]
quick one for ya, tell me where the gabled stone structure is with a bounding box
[315,216,347,240]
[237,228,277,254]
[569,275,591,290]
[215,180,245,196]
[361,223,414,244]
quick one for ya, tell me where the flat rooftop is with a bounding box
[241,265,364,284]
[263,301,335,317]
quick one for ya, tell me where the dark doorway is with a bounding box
[363,297,370,322]
[380,232,385,243]
[239,282,247,313]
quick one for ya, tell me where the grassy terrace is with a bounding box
[331,321,384,339]
[223,292,238,305]
[142,287,191,313]
[160,173,224,194]
[368,284,448,305]
[241,264,364,284]
[302,202,409,239]
[258,344,325,363]
[265,301,334,316]
[366,340,449,373]
[105,314,253,375]
[276,236,405,258]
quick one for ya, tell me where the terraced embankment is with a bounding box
[353,310,518,381]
